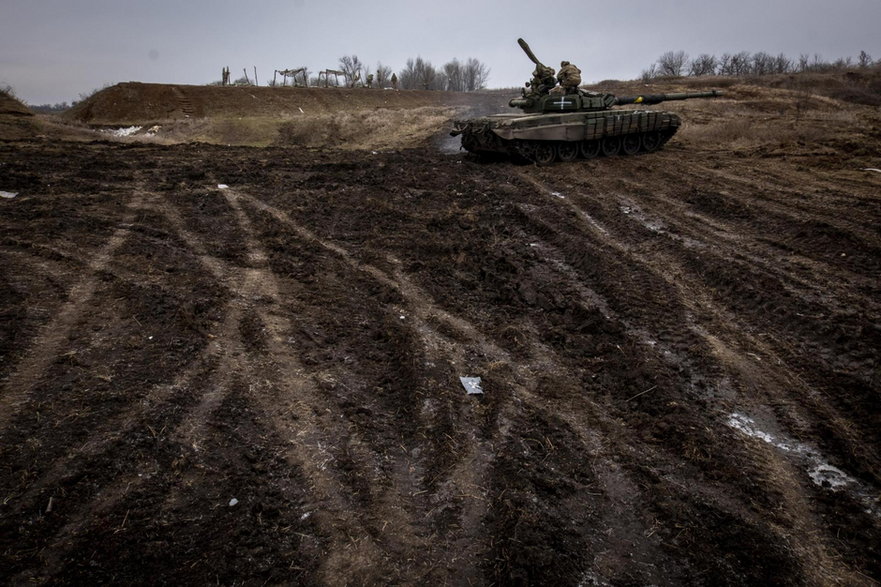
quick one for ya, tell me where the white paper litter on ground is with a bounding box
[460,376,483,395]
[0,191,17,199]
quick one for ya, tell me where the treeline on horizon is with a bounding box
[642,49,878,80]
[24,54,491,113]
[264,55,492,92]
[20,48,881,113]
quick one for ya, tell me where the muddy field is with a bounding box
[1,79,880,585]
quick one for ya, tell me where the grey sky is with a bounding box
[2,0,880,105]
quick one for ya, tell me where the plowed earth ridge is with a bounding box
[1,96,880,585]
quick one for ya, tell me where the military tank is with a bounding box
[450,39,722,164]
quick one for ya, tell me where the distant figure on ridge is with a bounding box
[391,73,398,90]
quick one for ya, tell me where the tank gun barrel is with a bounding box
[614,90,723,106]
[517,38,544,66]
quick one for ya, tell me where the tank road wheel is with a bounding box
[622,134,642,156]
[513,140,536,164]
[579,140,601,159]
[556,141,579,162]
[600,136,621,157]
[533,142,556,165]
[641,131,663,152]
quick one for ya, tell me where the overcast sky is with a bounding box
[2,0,880,105]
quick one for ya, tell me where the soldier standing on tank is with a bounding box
[530,64,556,96]
[557,60,582,94]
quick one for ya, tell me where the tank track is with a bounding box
[509,129,677,164]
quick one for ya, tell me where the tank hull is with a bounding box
[451,108,680,163]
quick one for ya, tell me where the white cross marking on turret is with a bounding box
[552,98,571,110]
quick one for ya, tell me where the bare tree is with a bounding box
[689,54,717,76]
[338,55,364,88]
[657,51,689,76]
[375,62,392,88]
[399,57,441,90]
[444,58,464,91]
[858,50,873,68]
[398,58,418,89]
[729,52,752,75]
[640,63,658,82]
[417,58,437,89]
[772,53,793,74]
[752,52,774,75]
[463,58,490,91]
[832,56,853,69]
[810,53,830,72]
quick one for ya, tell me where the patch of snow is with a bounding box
[0,191,18,199]
[727,413,777,445]
[102,126,142,137]
[809,464,852,490]
[217,184,229,189]
[726,412,865,495]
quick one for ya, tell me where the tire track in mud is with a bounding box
[6,184,390,584]
[515,166,877,583]
[233,189,495,580]
[574,165,880,476]
[234,186,665,583]
[213,188,403,583]
[3,193,236,522]
[84,185,396,582]
[0,189,145,434]
[2,191,239,582]
[662,158,881,260]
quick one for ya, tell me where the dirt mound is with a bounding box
[0,91,32,117]
[63,82,505,124]
[0,90,39,140]
[61,83,509,148]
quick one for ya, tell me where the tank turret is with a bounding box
[450,39,723,164]
[508,90,723,114]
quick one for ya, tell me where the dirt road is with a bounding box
[1,89,880,584]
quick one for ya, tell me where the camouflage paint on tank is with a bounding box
[450,39,723,163]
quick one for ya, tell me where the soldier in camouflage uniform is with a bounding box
[529,64,557,96]
[557,61,582,94]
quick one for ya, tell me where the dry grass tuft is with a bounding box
[274,106,463,150]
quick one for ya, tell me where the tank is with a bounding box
[450,39,723,163]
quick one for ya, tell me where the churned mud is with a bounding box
[1,79,880,585]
